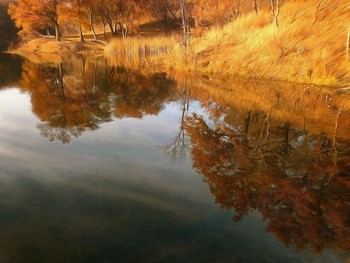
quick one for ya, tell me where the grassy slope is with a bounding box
[11,0,350,86]
[192,0,350,86]
[10,38,105,55]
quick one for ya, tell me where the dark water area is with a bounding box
[0,54,349,262]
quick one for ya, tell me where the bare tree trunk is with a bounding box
[102,19,106,39]
[270,0,275,16]
[114,22,118,35]
[179,0,190,57]
[54,21,60,41]
[347,21,350,58]
[253,0,258,15]
[87,7,97,40]
[275,0,280,27]
[78,25,85,43]
[121,23,128,38]
[164,9,169,35]
[107,19,115,35]
[47,26,51,36]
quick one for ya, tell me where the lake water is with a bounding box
[0,54,349,262]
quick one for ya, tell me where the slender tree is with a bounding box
[346,21,350,58]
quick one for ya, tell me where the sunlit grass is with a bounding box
[104,36,183,68]
[103,0,350,86]
[192,0,350,85]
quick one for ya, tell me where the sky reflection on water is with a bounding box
[0,55,349,262]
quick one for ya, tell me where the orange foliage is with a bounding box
[16,58,177,143]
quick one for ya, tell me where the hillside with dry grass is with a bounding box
[191,0,350,86]
[103,0,350,86]
[7,0,350,86]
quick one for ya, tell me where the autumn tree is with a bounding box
[59,0,89,42]
[9,0,63,41]
[189,0,253,29]
[147,0,180,35]
[85,0,99,40]
[97,0,121,36]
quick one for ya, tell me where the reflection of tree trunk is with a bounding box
[81,57,86,77]
[58,63,64,94]
[162,80,190,163]
[264,111,271,143]
[51,63,65,99]
[333,107,342,147]
[244,110,251,134]
[329,107,342,179]
[93,60,98,90]
[284,122,290,145]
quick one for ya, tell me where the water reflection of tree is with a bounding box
[0,54,22,88]
[162,80,191,163]
[184,108,350,253]
[18,58,176,143]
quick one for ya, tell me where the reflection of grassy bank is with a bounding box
[171,74,350,141]
[8,52,350,142]
[104,0,350,86]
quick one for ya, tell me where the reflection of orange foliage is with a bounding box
[17,58,177,143]
[113,72,175,119]
[185,113,350,253]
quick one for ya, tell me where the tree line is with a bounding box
[7,0,281,42]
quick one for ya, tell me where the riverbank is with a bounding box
[104,0,350,87]
[8,38,105,56]
[8,0,350,88]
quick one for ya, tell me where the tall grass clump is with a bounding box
[104,36,183,68]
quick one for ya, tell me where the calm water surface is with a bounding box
[0,54,349,262]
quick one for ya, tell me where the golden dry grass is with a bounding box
[11,37,105,55]
[105,0,350,86]
[104,36,183,68]
[193,0,350,86]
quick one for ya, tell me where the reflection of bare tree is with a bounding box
[162,80,191,163]
[184,106,350,253]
